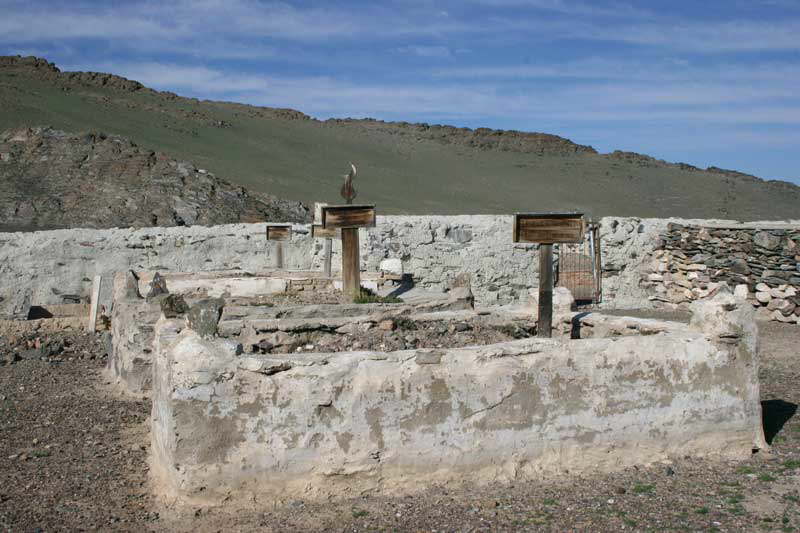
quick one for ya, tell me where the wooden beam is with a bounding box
[275,242,284,270]
[323,238,332,278]
[538,245,554,338]
[87,275,102,332]
[341,228,361,299]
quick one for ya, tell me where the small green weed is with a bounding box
[353,288,402,304]
[758,473,777,482]
[737,466,756,475]
[696,507,709,515]
[782,459,800,470]
[541,498,557,506]
[351,509,368,518]
[632,483,655,494]
[726,493,744,504]
[31,449,50,458]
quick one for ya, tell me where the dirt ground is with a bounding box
[1,322,798,532]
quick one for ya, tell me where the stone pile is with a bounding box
[753,283,799,323]
[642,223,800,324]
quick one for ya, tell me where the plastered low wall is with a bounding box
[149,291,765,503]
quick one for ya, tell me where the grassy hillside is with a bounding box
[2,55,798,220]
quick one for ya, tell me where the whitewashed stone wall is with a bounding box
[2,216,797,311]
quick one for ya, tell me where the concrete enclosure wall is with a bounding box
[2,216,799,313]
[149,291,765,503]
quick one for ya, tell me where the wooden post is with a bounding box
[275,242,284,270]
[538,244,554,338]
[323,238,332,278]
[87,275,102,333]
[341,228,361,298]
[593,225,602,303]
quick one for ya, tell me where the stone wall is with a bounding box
[2,216,798,313]
[149,291,765,504]
[641,223,800,324]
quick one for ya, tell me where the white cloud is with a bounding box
[396,45,452,57]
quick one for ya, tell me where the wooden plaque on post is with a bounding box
[321,205,376,299]
[266,224,292,242]
[513,213,585,244]
[321,205,376,230]
[512,213,585,339]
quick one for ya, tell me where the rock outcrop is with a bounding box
[0,126,308,231]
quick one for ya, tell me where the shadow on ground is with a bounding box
[761,399,797,444]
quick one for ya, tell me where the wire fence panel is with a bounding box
[556,225,601,303]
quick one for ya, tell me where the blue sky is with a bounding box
[2,0,799,184]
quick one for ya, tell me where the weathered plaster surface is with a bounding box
[149,290,764,504]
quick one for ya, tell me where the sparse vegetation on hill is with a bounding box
[1,55,799,221]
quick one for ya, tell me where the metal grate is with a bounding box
[555,223,602,303]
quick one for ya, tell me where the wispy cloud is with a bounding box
[396,45,452,58]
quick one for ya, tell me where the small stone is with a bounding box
[767,298,786,311]
[772,310,796,323]
[254,340,274,354]
[770,288,787,299]
[379,258,403,275]
[754,231,781,250]
[145,272,168,300]
[159,293,189,318]
[755,291,772,304]
[186,298,225,338]
[755,282,770,292]
[733,284,749,301]
[378,319,395,331]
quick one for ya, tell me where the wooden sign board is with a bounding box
[266,224,292,242]
[311,224,340,239]
[321,204,376,229]
[513,213,585,244]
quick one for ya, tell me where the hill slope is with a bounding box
[1,55,799,221]
[0,126,308,232]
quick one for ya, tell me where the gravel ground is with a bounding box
[1,322,798,532]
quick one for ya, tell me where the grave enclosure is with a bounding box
[0,214,791,504]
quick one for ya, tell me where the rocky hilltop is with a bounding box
[0,127,308,232]
[1,55,799,220]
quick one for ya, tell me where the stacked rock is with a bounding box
[642,223,800,324]
[753,283,799,323]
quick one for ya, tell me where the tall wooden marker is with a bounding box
[266,224,292,269]
[312,202,336,277]
[321,204,376,299]
[513,213,585,337]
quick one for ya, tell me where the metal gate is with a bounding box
[555,223,601,303]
